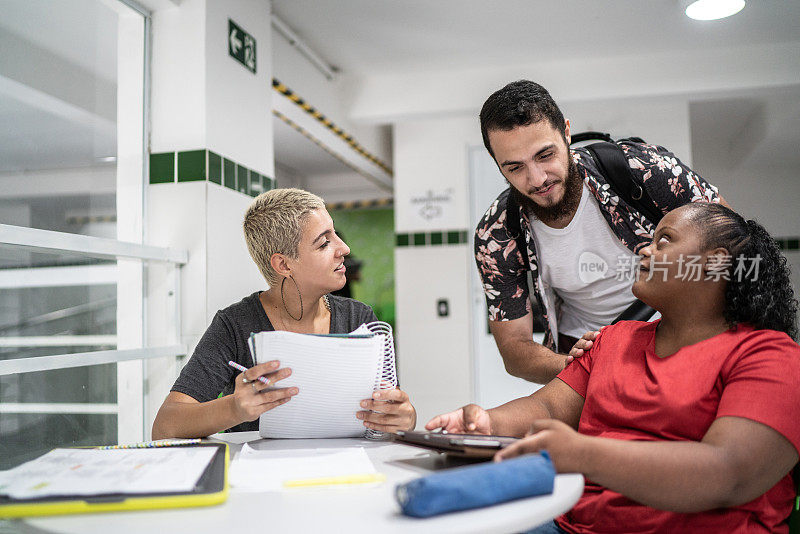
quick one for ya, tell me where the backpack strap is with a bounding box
[582,141,663,225]
[581,138,659,325]
[505,192,531,271]
[611,299,656,324]
[570,131,613,144]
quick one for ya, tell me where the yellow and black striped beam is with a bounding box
[327,198,393,211]
[272,78,393,176]
[273,109,391,192]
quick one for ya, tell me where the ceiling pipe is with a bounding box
[271,13,337,81]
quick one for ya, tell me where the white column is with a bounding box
[145,0,274,436]
[115,5,146,444]
[393,116,479,424]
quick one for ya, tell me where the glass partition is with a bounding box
[0,0,158,466]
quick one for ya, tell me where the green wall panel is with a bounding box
[330,208,395,329]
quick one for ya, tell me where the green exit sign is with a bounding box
[228,19,256,74]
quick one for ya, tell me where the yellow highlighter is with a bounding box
[283,473,386,488]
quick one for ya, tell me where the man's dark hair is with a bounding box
[479,80,567,159]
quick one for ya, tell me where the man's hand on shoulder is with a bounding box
[565,328,603,366]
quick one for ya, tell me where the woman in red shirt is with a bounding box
[428,202,799,533]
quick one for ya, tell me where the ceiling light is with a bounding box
[684,0,745,21]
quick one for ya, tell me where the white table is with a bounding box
[16,432,583,534]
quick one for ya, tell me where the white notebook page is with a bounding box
[253,331,383,438]
[229,445,376,491]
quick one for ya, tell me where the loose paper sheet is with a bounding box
[229,445,376,492]
[0,447,217,500]
[253,331,384,438]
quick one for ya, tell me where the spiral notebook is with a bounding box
[250,321,398,439]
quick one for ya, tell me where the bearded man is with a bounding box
[475,80,729,383]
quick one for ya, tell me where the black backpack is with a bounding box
[505,132,658,325]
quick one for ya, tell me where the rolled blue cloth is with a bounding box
[395,452,555,518]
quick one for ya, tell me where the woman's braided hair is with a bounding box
[685,203,798,340]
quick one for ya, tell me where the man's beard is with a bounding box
[510,156,582,224]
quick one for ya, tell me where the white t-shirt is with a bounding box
[529,184,638,338]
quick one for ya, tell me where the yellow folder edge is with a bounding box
[0,444,229,519]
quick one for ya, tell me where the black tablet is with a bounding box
[393,430,518,458]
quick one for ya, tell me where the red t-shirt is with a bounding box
[555,320,800,534]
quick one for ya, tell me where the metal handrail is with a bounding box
[0,345,187,376]
[0,298,116,333]
[0,224,188,264]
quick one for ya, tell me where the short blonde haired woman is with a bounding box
[153,188,416,438]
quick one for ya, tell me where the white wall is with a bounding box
[394,117,479,232]
[395,246,473,424]
[150,1,206,152]
[694,164,800,301]
[205,184,267,318]
[702,166,800,236]
[274,161,305,189]
[206,0,273,175]
[564,98,693,165]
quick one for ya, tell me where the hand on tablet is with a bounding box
[493,418,587,473]
[425,404,493,435]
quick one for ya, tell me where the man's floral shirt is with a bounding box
[474,141,721,351]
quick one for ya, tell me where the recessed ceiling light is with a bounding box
[97,156,117,163]
[684,0,745,21]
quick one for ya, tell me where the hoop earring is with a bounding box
[280,275,303,321]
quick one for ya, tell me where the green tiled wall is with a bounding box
[177,150,206,181]
[208,151,222,184]
[223,158,235,189]
[149,150,274,197]
[250,171,262,195]
[395,229,469,247]
[394,232,800,250]
[393,231,800,250]
[775,238,800,251]
[236,165,248,195]
[149,152,174,184]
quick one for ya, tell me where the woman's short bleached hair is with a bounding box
[243,188,325,286]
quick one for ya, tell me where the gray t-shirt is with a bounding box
[171,291,378,432]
